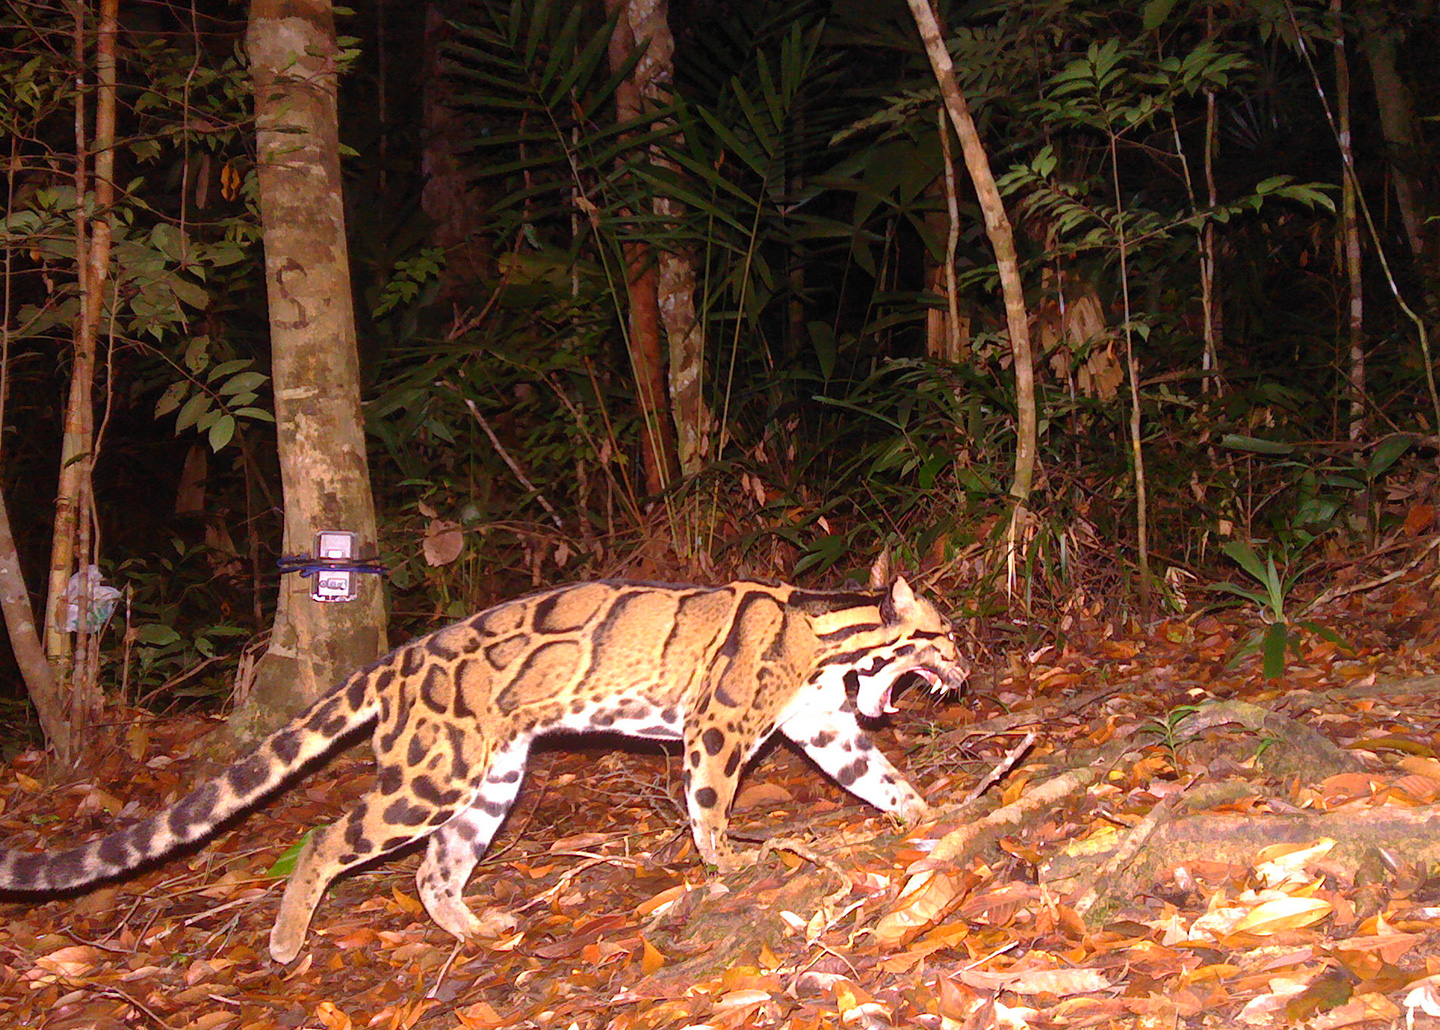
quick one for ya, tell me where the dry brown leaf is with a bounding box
[717,988,772,1010]
[957,967,1112,996]
[33,944,105,979]
[1397,755,1440,784]
[1393,774,1440,801]
[313,1001,353,1030]
[873,871,959,948]
[733,782,793,810]
[453,1001,506,1030]
[1253,839,1335,887]
[637,937,665,976]
[422,519,464,566]
[1308,993,1402,1029]
[390,887,425,916]
[1231,896,1332,935]
[1332,930,1424,964]
[1237,978,1308,1023]
[636,882,690,917]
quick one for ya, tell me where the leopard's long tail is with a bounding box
[0,660,386,892]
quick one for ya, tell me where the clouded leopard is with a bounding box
[0,575,966,962]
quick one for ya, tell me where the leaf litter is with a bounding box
[3,581,1440,1028]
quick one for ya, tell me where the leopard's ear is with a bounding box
[868,550,892,590]
[890,575,916,611]
[879,575,917,623]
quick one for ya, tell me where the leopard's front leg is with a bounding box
[680,720,760,872]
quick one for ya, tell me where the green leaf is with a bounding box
[182,335,211,373]
[136,624,181,646]
[174,392,211,432]
[1210,581,1269,607]
[218,371,268,396]
[207,358,252,382]
[154,381,188,418]
[808,321,836,383]
[1261,621,1289,679]
[207,414,236,451]
[1220,434,1294,455]
[1221,540,1267,586]
[1368,434,1414,479]
[265,830,314,878]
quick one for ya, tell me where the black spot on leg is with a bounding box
[687,750,701,768]
[701,728,724,756]
[695,787,718,808]
[344,815,369,849]
[723,749,741,778]
[837,758,869,787]
[810,730,835,748]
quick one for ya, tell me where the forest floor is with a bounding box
[3,575,1440,1029]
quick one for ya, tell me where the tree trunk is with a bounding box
[0,485,67,756]
[925,110,969,365]
[240,0,386,736]
[39,0,119,763]
[606,0,677,496]
[1333,0,1366,441]
[904,0,1038,590]
[1360,22,1425,262]
[1199,4,1224,394]
[616,0,711,477]
[422,1,491,295]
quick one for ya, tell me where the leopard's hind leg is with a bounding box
[414,736,530,941]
